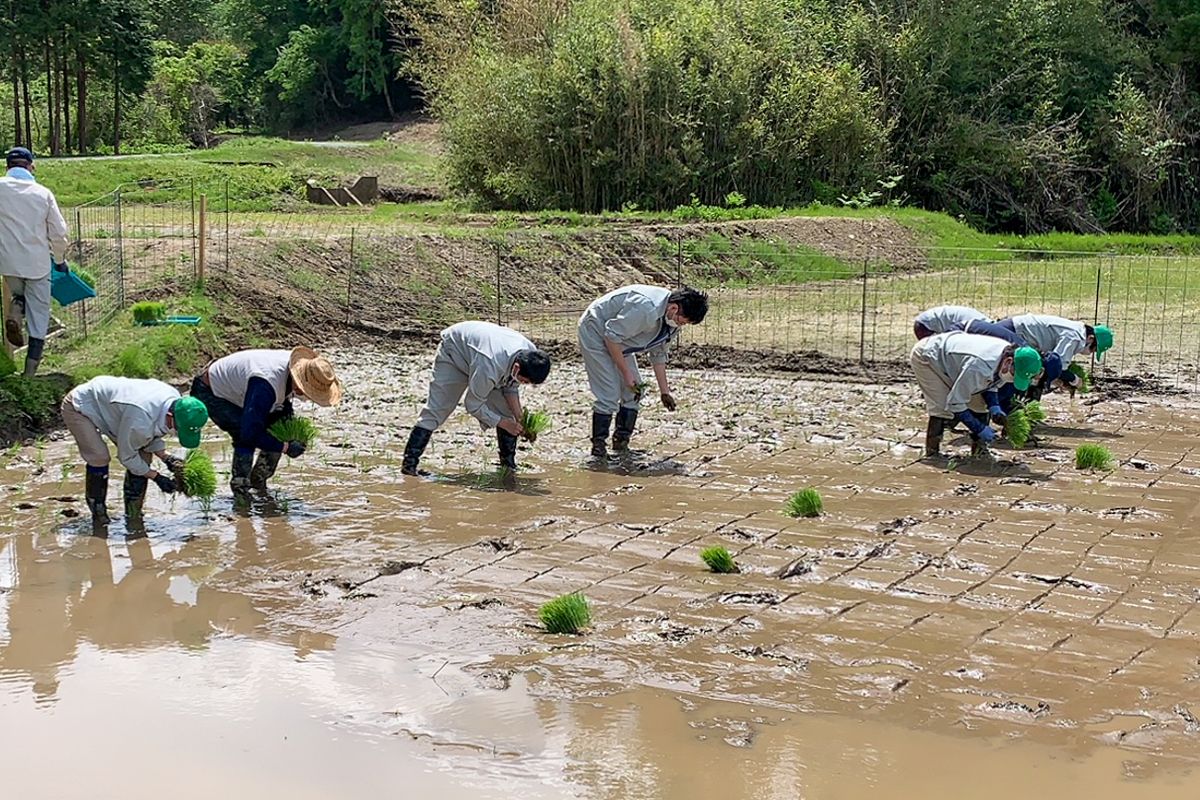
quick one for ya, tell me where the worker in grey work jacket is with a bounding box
[577,284,709,460]
[912,305,991,339]
[995,313,1113,393]
[401,321,552,476]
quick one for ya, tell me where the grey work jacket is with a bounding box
[1010,314,1088,363]
[70,377,178,475]
[579,284,675,365]
[914,305,990,333]
[440,321,533,427]
[916,332,1009,414]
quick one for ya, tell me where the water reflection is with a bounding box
[0,515,335,703]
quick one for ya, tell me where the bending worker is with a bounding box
[912,305,990,340]
[190,347,342,499]
[578,284,708,459]
[401,320,552,476]
[0,147,70,376]
[995,313,1113,393]
[910,331,1043,457]
[60,376,209,530]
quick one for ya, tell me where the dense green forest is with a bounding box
[0,0,410,153]
[4,0,1199,234]
[406,0,1200,233]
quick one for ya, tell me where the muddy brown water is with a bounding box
[3,346,1200,798]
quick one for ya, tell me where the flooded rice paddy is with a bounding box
[3,345,1200,798]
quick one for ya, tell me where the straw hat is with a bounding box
[289,346,342,407]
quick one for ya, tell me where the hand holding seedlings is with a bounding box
[498,417,525,437]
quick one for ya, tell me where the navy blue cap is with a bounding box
[1041,352,1063,384]
[6,147,34,166]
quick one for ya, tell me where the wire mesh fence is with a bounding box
[53,187,1200,388]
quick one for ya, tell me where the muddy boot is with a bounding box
[401,426,433,476]
[230,450,255,506]
[22,336,44,377]
[497,429,519,473]
[123,471,148,534]
[970,436,992,459]
[84,465,111,529]
[5,292,24,347]
[924,417,946,457]
[250,451,283,493]
[590,412,612,459]
[612,407,639,453]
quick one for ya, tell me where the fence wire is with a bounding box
[54,187,1200,389]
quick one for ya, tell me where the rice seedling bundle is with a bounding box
[1005,408,1032,449]
[785,487,823,518]
[632,380,651,400]
[182,449,217,504]
[269,416,319,446]
[700,545,739,574]
[539,592,591,634]
[521,409,551,436]
[1066,363,1092,393]
[1075,444,1115,471]
[75,269,96,289]
[131,301,166,324]
[1023,400,1046,426]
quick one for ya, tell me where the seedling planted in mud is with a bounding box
[131,301,166,325]
[181,449,218,510]
[701,545,739,574]
[785,488,823,518]
[539,592,591,635]
[1005,408,1032,449]
[1067,363,1092,393]
[269,416,319,447]
[521,409,551,439]
[1075,443,1115,471]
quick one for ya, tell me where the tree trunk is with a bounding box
[112,46,120,155]
[11,71,21,147]
[61,49,71,154]
[76,48,87,153]
[19,48,32,149]
[45,39,58,155]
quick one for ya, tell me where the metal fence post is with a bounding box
[190,178,197,268]
[346,227,355,325]
[495,241,502,325]
[859,257,869,364]
[1093,255,1103,324]
[115,189,125,309]
[676,231,683,287]
[224,177,230,274]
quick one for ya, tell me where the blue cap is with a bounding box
[6,147,34,167]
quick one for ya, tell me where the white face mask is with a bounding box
[665,316,680,329]
[999,368,1015,383]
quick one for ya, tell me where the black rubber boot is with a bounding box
[85,466,110,528]
[23,337,44,377]
[497,429,519,472]
[249,451,283,493]
[123,471,148,534]
[401,426,433,476]
[231,450,255,503]
[612,407,639,453]
[924,417,946,457]
[590,412,612,459]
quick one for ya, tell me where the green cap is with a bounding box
[1012,346,1043,392]
[173,396,208,449]
[1093,324,1113,360]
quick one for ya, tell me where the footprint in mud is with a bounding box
[716,591,784,606]
[981,699,1052,719]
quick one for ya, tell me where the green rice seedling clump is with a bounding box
[75,268,96,289]
[131,301,166,324]
[785,487,823,518]
[632,380,651,400]
[539,592,591,634]
[1075,443,1115,471]
[700,545,739,574]
[269,416,319,446]
[182,449,217,504]
[1067,363,1092,393]
[521,409,551,437]
[1005,408,1032,449]
[1023,400,1046,426]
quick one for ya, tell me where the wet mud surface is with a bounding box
[4,345,1200,798]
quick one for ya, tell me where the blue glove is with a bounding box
[53,261,69,273]
[977,427,996,443]
[988,405,1007,425]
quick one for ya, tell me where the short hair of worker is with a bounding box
[669,287,709,324]
[516,350,552,384]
